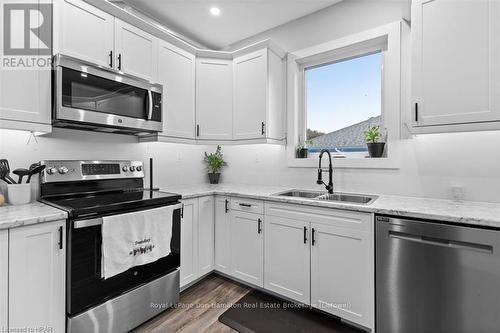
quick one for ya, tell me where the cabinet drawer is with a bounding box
[265,201,371,232]
[231,197,264,214]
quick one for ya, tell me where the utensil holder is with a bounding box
[7,183,31,205]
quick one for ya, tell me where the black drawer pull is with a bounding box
[258,218,262,234]
[239,203,252,207]
[225,199,229,213]
[303,226,307,244]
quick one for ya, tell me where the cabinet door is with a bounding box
[412,0,500,126]
[198,196,214,276]
[0,0,51,130]
[0,230,7,330]
[233,49,268,140]
[158,41,195,139]
[180,198,199,288]
[9,221,65,333]
[196,58,233,140]
[264,216,310,304]
[114,19,158,81]
[55,0,114,68]
[310,222,373,329]
[214,196,231,274]
[230,211,263,287]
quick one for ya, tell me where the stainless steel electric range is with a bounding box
[39,160,181,333]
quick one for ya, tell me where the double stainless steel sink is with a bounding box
[272,189,377,205]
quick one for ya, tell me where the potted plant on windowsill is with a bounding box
[204,145,227,184]
[364,125,386,158]
[296,140,313,158]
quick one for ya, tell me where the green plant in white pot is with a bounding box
[204,145,227,184]
[364,125,386,158]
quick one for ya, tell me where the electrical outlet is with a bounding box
[451,186,464,202]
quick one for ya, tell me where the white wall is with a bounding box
[0,128,217,194]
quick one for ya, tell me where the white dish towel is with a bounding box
[101,204,178,280]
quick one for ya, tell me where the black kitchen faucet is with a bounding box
[317,149,333,194]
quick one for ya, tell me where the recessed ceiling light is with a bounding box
[210,7,221,16]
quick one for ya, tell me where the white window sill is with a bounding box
[288,155,400,169]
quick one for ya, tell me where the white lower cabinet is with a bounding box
[8,221,66,333]
[198,196,214,276]
[0,230,7,331]
[214,196,231,274]
[180,198,199,287]
[264,216,310,304]
[264,202,374,330]
[310,222,373,329]
[230,210,264,287]
[180,196,215,288]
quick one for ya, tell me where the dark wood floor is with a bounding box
[132,274,251,333]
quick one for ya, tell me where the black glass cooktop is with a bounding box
[41,189,181,218]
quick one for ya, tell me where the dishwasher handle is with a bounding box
[389,230,493,254]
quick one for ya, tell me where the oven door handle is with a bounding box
[73,203,183,229]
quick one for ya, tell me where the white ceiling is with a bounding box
[121,0,342,49]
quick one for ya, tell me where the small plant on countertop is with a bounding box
[364,125,386,158]
[204,145,227,184]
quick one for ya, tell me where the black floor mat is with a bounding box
[218,289,365,333]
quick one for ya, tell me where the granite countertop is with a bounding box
[0,202,68,230]
[162,183,500,228]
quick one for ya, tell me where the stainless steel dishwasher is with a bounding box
[376,215,500,333]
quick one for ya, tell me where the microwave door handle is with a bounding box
[147,91,153,120]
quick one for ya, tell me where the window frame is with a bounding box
[286,21,402,169]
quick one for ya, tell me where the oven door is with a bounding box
[67,203,181,316]
[53,54,162,133]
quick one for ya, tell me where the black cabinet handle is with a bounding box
[58,226,63,250]
[181,203,184,218]
[303,226,307,244]
[108,50,113,68]
[261,122,265,135]
[117,53,122,70]
[225,199,229,213]
[258,218,262,234]
[196,124,200,137]
[415,102,419,122]
[311,228,316,246]
[239,203,252,207]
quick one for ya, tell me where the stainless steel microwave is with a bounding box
[53,54,163,135]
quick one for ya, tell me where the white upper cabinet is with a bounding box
[233,48,285,141]
[198,196,214,276]
[0,0,51,132]
[157,41,196,139]
[54,0,114,68]
[8,221,65,333]
[412,0,500,129]
[114,19,158,81]
[196,58,233,140]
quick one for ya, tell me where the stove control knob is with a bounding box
[130,166,136,172]
[47,167,57,175]
[122,166,128,172]
[58,167,69,174]
[136,166,142,172]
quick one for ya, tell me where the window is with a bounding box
[305,52,382,155]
